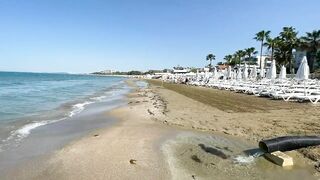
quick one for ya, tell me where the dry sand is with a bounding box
[147,80,320,162]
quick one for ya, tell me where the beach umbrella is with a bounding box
[267,60,277,79]
[200,72,205,78]
[231,70,234,80]
[266,68,270,78]
[296,56,310,96]
[232,70,236,79]
[204,71,209,78]
[260,68,265,78]
[212,67,218,80]
[222,71,227,80]
[251,65,257,79]
[236,69,242,80]
[296,56,309,80]
[279,65,287,79]
[243,64,248,80]
[227,66,232,79]
[203,71,208,82]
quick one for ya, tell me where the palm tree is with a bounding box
[206,54,215,71]
[317,51,320,68]
[235,50,246,67]
[279,27,299,73]
[300,30,320,71]
[254,30,271,69]
[224,55,233,65]
[264,37,279,62]
[244,47,257,65]
[273,37,288,67]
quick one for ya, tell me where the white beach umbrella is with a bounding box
[203,71,209,82]
[267,60,277,79]
[227,66,232,79]
[236,69,242,80]
[260,68,265,78]
[296,56,310,96]
[212,67,218,80]
[209,72,213,78]
[296,56,310,80]
[232,70,236,79]
[251,65,257,79]
[279,65,287,79]
[231,70,234,80]
[222,71,227,80]
[204,71,209,78]
[266,68,270,79]
[243,64,248,80]
[198,71,204,81]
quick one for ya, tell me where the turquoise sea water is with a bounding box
[0,72,128,152]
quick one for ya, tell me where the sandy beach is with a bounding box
[2,1,320,179]
[4,79,320,180]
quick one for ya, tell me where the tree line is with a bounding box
[207,27,320,73]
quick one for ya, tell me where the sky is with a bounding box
[0,0,319,73]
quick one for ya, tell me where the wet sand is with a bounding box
[163,132,316,180]
[4,79,320,179]
[3,80,173,180]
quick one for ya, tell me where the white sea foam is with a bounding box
[233,155,256,164]
[11,118,66,139]
[69,101,94,117]
[90,95,107,101]
[0,82,129,152]
[0,118,66,151]
[16,121,48,137]
[233,151,264,165]
[5,99,97,144]
[10,100,96,140]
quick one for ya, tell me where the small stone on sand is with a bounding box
[129,159,137,164]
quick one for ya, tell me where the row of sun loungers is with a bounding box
[185,78,320,104]
[159,57,319,104]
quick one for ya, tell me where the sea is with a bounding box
[0,72,130,170]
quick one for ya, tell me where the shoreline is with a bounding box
[0,76,129,153]
[0,79,130,178]
[3,79,320,179]
[2,79,175,179]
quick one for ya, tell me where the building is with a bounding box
[254,55,271,69]
[172,66,191,74]
[215,64,229,70]
[100,69,115,74]
[173,68,190,74]
[294,48,320,70]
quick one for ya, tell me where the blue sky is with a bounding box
[0,0,319,73]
